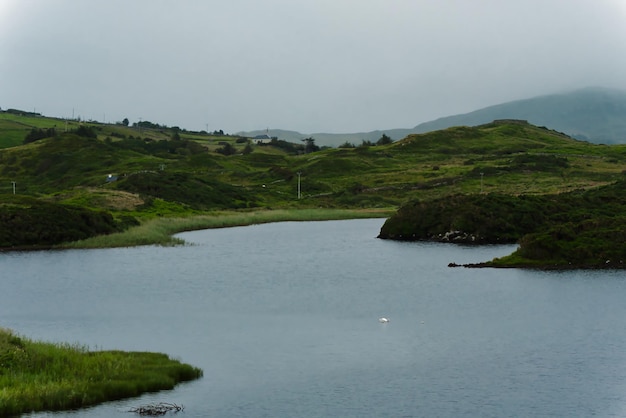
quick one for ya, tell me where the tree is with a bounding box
[216,142,236,156]
[376,133,392,145]
[24,127,56,144]
[303,137,319,153]
[122,118,129,126]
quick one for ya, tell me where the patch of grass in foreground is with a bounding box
[60,208,395,249]
[0,328,202,416]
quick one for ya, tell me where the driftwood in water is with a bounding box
[128,402,184,416]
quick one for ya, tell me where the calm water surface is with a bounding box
[2,219,626,417]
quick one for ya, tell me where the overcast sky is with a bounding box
[2,0,626,134]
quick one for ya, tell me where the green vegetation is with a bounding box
[61,208,394,249]
[410,87,626,144]
[0,195,136,249]
[378,193,547,243]
[380,180,626,268]
[1,112,626,267]
[0,328,202,416]
[2,109,626,413]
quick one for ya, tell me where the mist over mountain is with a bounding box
[413,87,626,143]
[240,87,626,146]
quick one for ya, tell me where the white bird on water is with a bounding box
[378,317,389,323]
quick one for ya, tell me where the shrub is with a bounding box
[24,128,56,144]
[216,143,236,155]
[70,126,97,138]
[338,141,355,148]
[0,197,129,248]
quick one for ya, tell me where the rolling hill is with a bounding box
[2,109,626,265]
[240,87,626,146]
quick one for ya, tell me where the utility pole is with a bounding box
[11,181,16,195]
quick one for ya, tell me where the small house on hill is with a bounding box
[254,133,273,144]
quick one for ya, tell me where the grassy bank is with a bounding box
[60,208,394,249]
[0,328,202,416]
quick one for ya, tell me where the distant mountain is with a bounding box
[413,87,626,144]
[237,128,414,148]
[239,87,626,146]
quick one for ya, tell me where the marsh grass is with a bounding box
[61,208,394,249]
[0,328,202,416]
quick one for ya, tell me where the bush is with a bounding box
[338,141,355,148]
[70,126,97,138]
[24,128,56,144]
[216,143,236,155]
[0,197,128,248]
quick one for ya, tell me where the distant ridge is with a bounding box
[412,87,626,144]
[236,128,415,148]
[239,87,626,146]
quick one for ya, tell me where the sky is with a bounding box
[2,0,626,134]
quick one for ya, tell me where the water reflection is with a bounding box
[2,219,625,417]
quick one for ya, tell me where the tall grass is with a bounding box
[61,208,394,249]
[0,328,202,416]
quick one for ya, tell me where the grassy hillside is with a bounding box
[1,112,626,252]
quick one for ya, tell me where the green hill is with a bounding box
[1,112,626,263]
[239,87,626,146]
[412,87,626,144]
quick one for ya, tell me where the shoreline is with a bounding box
[0,328,202,416]
[7,207,619,271]
[449,260,626,270]
[48,208,394,251]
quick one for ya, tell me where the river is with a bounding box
[2,218,626,417]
